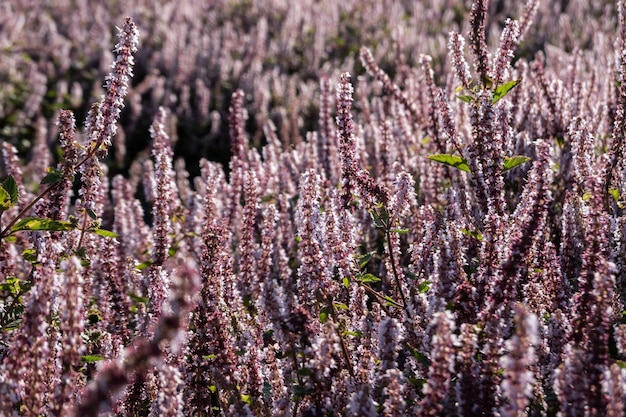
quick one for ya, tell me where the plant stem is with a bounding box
[386,229,407,308]
[325,296,355,378]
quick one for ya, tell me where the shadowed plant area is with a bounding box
[1,0,626,416]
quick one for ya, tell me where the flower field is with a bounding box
[0,0,625,415]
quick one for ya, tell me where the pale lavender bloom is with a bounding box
[499,304,539,417]
[419,310,456,416]
[347,384,378,417]
[465,91,507,219]
[382,369,406,417]
[378,317,404,372]
[468,0,491,85]
[184,221,239,415]
[150,107,177,267]
[420,55,444,152]
[603,363,626,417]
[46,110,80,220]
[376,120,394,184]
[318,75,338,181]
[149,362,184,417]
[389,170,415,222]
[257,205,295,347]
[237,171,260,302]
[492,19,520,89]
[615,324,626,357]
[560,190,584,280]
[448,32,472,90]
[264,347,290,414]
[88,17,139,154]
[146,265,170,331]
[518,0,540,42]
[359,47,421,134]
[0,239,57,415]
[295,169,335,305]
[569,117,596,190]
[227,89,248,228]
[553,343,588,416]
[76,148,104,218]
[52,256,87,415]
[74,261,200,416]
[111,175,152,263]
[325,188,358,281]
[335,72,360,205]
[455,323,481,417]
[437,90,463,154]
[303,321,346,413]
[28,117,51,188]
[435,220,470,316]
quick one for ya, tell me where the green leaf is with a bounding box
[461,228,483,241]
[384,295,402,308]
[86,208,98,220]
[405,270,418,280]
[418,280,431,294]
[92,228,118,238]
[492,79,521,104]
[260,194,276,203]
[342,330,362,337]
[263,381,272,399]
[81,355,105,363]
[2,319,22,331]
[0,276,22,294]
[609,188,620,202]
[408,377,427,389]
[370,207,390,228]
[456,94,474,103]
[2,175,18,205]
[128,293,148,304]
[503,155,531,171]
[356,252,372,269]
[135,260,153,270]
[370,211,383,228]
[22,249,37,264]
[390,228,409,234]
[11,217,75,233]
[0,187,11,211]
[333,302,348,311]
[319,306,330,324]
[40,169,63,185]
[358,273,381,283]
[554,136,565,148]
[427,154,470,172]
[379,207,390,224]
[407,344,431,366]
[343,277,350,289]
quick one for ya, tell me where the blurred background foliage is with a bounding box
[0,0,618,179]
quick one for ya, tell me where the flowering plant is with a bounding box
[0,1,625,416]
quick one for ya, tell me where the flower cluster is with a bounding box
[0,1,625,416]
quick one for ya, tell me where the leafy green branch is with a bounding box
[368,205,408,308]
[427,154,531,173]
[455,78,521,105]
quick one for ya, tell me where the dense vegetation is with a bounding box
[0,0,625,415]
